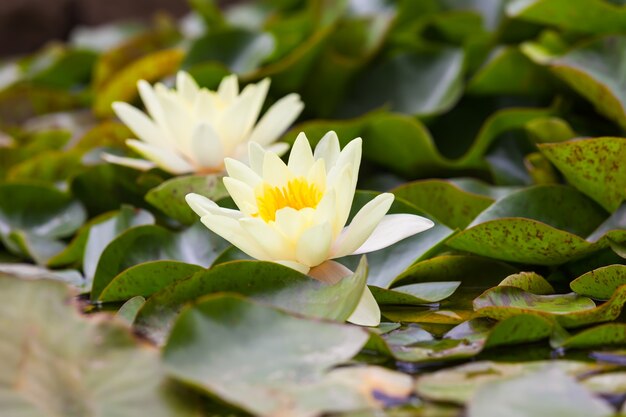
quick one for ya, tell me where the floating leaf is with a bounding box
[93,48,185,117]
[342,48,464,117]
[371,282,461,305]
[475,285,626,328]
[99,261,204,302]
[0,277,200,417]
[539,137,626,212]
[135,258,368,344]
[507,0,626,35]
[539,36,626,130]
[468,47,555,97]
[90,222,227,300]
[392,179,494,229]
[163,294,381,416]
[498,272,555,295]
[467,367,613,417]
[184,28,275,74]
[145,174,228,225]
[416,360,602,404]
[570,264,626,300]
[557,323,626,349]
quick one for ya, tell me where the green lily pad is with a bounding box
[0,183,86,263]
[557,323,626,349]
[475,285,626,328]
[90,222,228,300]
[135,258,368,345]
[416,360,603,404]
[467,185,607,236]
[392,179,494,229]
[499,272,555,295]
[542,36,626,130]
[448,219,613,265]
[468,46,555,97]
[0,276,201,417]
[507,0,626,35]
[93,48,185,118]
[163,294,381,416]
[342,48,464,117]
[539,137,626,212]
[371,282,461,305]
[467,367,613,417]
[93,23,181,89]
[570,265,626,300]
[184,28,275,75]
[474,286,595,315]
[145,174,228,225]
[392,254,518,288]
[99,261,205,302]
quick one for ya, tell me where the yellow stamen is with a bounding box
[256,178,323,222]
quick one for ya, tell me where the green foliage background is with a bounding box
[1,0,626,415]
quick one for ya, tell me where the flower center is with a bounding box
[256,178,323,222]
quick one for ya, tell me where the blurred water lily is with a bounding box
[186,132,434,326]
[103,72,304,174]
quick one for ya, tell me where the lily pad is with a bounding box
[0,276,200,417]
[539,137,626,212]
[145,174,228,225]
[99,261,205,302]
[342,48,464,117]
[467,367,613,417]
[135,258,368,345]
[90,222,228,300]
[557,323,626,349]
[371,282,461,305]
[392,179,494,229]
[163,294,380,416]
[570,264,626,300]
[474,285,626,328]
[498,272,555,295]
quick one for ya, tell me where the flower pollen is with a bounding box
[256,178,323,222]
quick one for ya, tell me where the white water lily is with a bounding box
[104,72,304,174]
[186,132,434,325]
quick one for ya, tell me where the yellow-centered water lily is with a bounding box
[186,132,434,325]
[104,72,304,174]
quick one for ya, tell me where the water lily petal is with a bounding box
[274,260,310,275]
[126,139,193,174]
[247,93,304,145]
[347,286,381,326]
[288,132,315,176]
[176,71,200,103]
[190,123,224,170]
[186,193,244,219]
[240,78,270,136]
[223,177,258,215]
[296,222,332,267]
[156,93,194,158]
[331,193,394,258]
[240,217,293,260]
[217,74,238,104]
[137,80,169,136]
[308,260,352,284]
[200,214,270,260]
[101,153,156,171]
[224,158,262,188]
[313,131,340,170]
[264,142,290,157]
[274,207,306,242]
[248,141,266,175]
[263,150,292,187]
[111,102,171,150]
[351,214,435,255]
